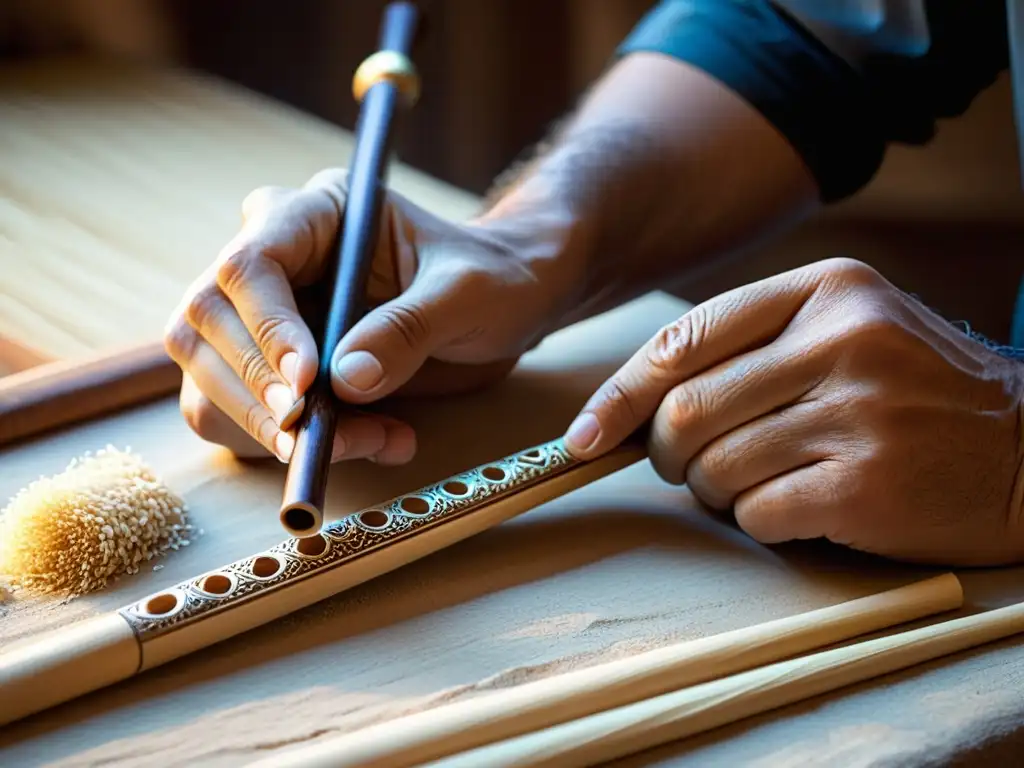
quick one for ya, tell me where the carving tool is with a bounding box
[280,1,423,537]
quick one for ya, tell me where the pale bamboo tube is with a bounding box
[424,598,1024,768]
[0,436,645,727]
[0,614,140,721]
[248,573,964,768]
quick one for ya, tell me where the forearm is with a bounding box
[472,52,820,329]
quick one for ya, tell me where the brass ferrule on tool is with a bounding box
[353,50,420,106]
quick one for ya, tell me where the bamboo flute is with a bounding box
[245,573,965,768]
[0,434,647,726]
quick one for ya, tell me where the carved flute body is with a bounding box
[0,437,646,726]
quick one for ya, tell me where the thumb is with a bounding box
[328,266,482,403]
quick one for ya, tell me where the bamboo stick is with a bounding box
[425,596,1024,767]
[247,573,965,768]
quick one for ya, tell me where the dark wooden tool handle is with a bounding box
[280,2,422,537]
[0,341,181,448]
[380,0,420,52]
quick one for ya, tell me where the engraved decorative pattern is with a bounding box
[119,439,577,639]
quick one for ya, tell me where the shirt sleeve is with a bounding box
[615,0,1009,204]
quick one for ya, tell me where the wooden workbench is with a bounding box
[2,56,1024,767]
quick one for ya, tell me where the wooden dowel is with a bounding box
[0,340,180,447]
[426,594,1024,767]
[248,573,964,768]
[0,337,51,376]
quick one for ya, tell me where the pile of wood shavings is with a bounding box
[0,446,191,598]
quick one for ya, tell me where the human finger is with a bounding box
[683,399,834,509]
[732,460,849,544]
[349,413,417,466]
[213,183,335,402]
[647,338,827,484]
[180,363,414,464]
[329,263,496,403]
[179,373,272,458]
[166,321,293,461]
[181,280,305,430]
[563,267,821,458]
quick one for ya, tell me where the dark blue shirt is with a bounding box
[617,0,1023,344]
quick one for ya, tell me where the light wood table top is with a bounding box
[0,56,477,360]
[2,56,1024,768]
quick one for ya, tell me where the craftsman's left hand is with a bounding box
[564,257,1024,566]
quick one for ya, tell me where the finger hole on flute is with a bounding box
[398,496,431,517]
[250,555,285,579]
[357,509,392,529]
[197,573,236,597]
[295,533,329,558]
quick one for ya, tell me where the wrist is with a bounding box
[468,193,597,336]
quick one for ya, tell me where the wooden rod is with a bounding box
[0,336,52,376]
[426,593,1024,767]
[246,573,965,768]
[0,340,180,448]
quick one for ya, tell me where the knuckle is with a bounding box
[447,265,495,296]
[832,306,910,373]
[694,443,730,484]
[242,401,276,447]
[216,243,261,294]
[647,307,709,374]
[181,394,218,439]
[241,185,289,219]
[376,303,432,349]
[304,167,349,194]
[237,345,275,389]
[252,313,292,351]
[596,377,640,425]
[662,384,701,435]
[163,318,198,364]
[184,283,226,332]
[813,466,853,511]
[819,256,883,288]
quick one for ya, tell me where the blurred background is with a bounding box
[1,0,1022,375]
[1,0,657,193]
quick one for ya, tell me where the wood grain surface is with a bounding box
[3,293,1024,768]
[4,56,1024,768]
[0,55,478,361]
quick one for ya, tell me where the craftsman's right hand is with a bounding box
[163,168,572,464]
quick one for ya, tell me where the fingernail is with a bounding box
[333,351,383,392]
[265,383,296,426]
[279,396,305,432]
[565,412,600,453]
[280,352,299,393]
[330,433,349,462]
[275,431,295,463]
